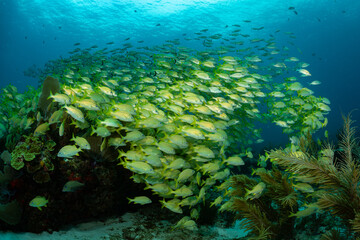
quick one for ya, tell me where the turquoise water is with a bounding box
[1,0,360,238]
[1,0,360,139]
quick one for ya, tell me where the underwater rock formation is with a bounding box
[38,76,60,114]
[0,200,22,225]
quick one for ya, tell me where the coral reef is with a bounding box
[0,33,331,233]
[10,134,56,184]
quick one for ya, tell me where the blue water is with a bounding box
[1,0,360,140]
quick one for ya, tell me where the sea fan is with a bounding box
[270,113,360,237]
[221,168,297,239]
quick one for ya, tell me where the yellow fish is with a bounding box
[71,135,91,150]
[57,145,81,158]
[29,196,48,211]
[127,196,152,205]
[34,122,50,136]
[245,182,266,200]
[64,106,85,123]
[62,180,85,192]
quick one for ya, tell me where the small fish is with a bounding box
[210,196,223,208]
[59,120,65,136]
[50,93,70,105]
[297,68,311,77]
[293,183,314,193]
[29,196,48,210]
[309,80,321,85]
[49,110,64,124]
[100,118,121,128]
[158,141,175,155]
[168,134,188,149]
[62,180,85,192]
[194,145,215,159]
[73,42,80,46]
[289,203,318,218]
[182,127,205,140]
[111,110,134,122]
[160,199,183,214]
[182,219,198,231]
[123,130,145,142]
[128,196,152,205]
[64,106,85,123]
[145,183,171,194]
[245,182,266,200]
[108,137,126,148]
[34,122,50,136]
[177,169,195,183]
[75,99,100,111]
[122,161,154,175]
[224,156,244,166]
[71,135,91,150]
[106,41,114,45]
[100,138,107,152]
[57,145,81,158]
[91,126,111,137]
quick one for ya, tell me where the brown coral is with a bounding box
[38,76,60,114]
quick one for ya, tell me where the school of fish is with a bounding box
[0,26,331,230]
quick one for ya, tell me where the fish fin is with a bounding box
[288,212,295,218]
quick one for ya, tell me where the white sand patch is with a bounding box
[0,207,249,240]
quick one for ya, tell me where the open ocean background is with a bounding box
[1,0,360,146]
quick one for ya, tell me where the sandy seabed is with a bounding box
[0,206,248,240]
